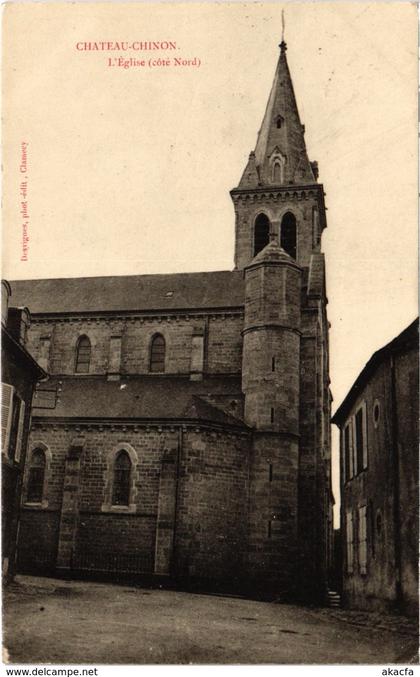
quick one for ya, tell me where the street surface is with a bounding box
[3,576,418,664]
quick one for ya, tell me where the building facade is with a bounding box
[2,280,46,581]
[10,41,333,601]
[332,319,418,616]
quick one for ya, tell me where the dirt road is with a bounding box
[3,576,418,664]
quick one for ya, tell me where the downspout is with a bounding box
[390,354,402,608]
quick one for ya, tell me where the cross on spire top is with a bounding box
[280,9,287,52]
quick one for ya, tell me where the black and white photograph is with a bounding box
[1,1,418,667]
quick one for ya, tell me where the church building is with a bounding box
[11,40,333,602]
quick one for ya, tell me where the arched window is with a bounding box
[273,162,282,183]
[75,335,91,373]
[276,115,284,129]
[280,212,297,259]
[270,152,286,185]
[150,334,165,373]
[27,448,46,503]
[254,213,270,256]
[112,450,131,506]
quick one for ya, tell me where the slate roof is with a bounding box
[33,376,247,428]
[250,240,298,266]
[10,271,245,315]
[332,318,419,425]
[249,42,315,187]
[2,325,47,380]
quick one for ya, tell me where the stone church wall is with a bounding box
[175,429,250,584]
[246,434,299,594]
[18,423,251,583]
[25,312,244,376]
[298,305,331,600]
[206,315,243,374]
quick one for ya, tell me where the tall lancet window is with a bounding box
[150,334,166,373]
[280,212,297,259]
[271,153,286,185]
[27,448,46,503]
[112,450,131,506]
[75,335,91,373]
[254,214,270,256]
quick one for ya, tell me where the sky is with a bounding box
[3,2,418,524]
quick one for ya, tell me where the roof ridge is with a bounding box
[9,269,241,285]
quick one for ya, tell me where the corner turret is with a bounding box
[242,236,302,593]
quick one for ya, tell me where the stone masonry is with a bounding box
[11,39,333,602]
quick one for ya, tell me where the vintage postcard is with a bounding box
[2,1,418,667]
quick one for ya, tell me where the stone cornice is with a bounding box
[230,183,327,231]
[31,417,251,436]
[251,429,300,441]
[244,259,301,274]
[30,308,244,324]
[242,324,301,337]
[230,183,324,198]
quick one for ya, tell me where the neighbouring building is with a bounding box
[10,40,333,602]
[332,319,419,616]
[2,280,46,581]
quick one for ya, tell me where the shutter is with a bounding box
[346,512,353,574]
[342,428,346,482]
[1,383,14,454]
[352,416,362,477]
[362,401,368,469]
[349,419,355,478]
[359,505,367,574]
[14,400,26,463]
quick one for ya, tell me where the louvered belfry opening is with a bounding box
[254,214,270,256]
[280,211,297,259]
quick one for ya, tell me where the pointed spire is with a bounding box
[238,40,316,188]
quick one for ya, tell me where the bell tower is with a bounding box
[230,41,327,271]
[238,40,333,602]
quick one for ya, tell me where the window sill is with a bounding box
[101,504,137,514]
[23,501,49,509]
